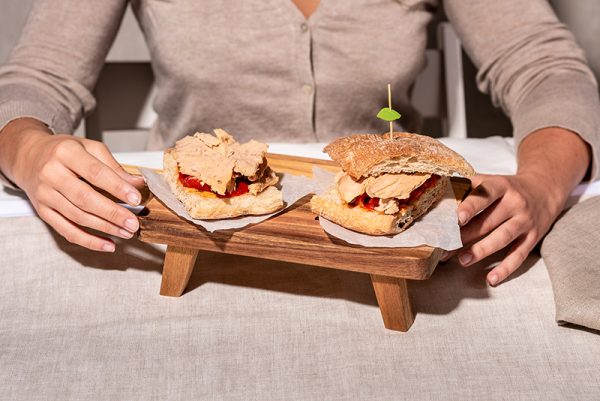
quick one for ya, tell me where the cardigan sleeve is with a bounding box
[445,0,600,180]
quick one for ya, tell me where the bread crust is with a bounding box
[164,148,283,219]
[324,132,475,179]
[310,176,449,236]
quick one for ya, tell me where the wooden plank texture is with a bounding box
[137,153,452,281]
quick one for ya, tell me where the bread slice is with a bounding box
[164,149,283,219]
[324,132,475,179]
[310,176,450,235]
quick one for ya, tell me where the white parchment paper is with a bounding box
[313,168,463,250]
[140,168,313,232]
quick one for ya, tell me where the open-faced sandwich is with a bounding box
[164,129,283,219]
[310,132,475,235]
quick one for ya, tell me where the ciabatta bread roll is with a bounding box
[310,132,474,235]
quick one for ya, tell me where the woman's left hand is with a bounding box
[443,127,592,286]
[451,171,565,286]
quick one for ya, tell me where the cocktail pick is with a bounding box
[376,83,401,136]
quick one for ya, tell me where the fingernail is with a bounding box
[102,242,115,252]
[125,218,138,232]
[119,228,134,239]
[459,252,472,266]
[440,250,450,261]
[458,211,468,226]
[127,191,141,206]
[488,274,499,286]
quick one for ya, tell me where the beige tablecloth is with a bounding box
[1,216,599,401]
[2,139,600,400]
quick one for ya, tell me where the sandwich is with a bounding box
[164,129,283,219]
[310,132,475,235]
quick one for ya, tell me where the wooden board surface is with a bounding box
[136,153,468,281]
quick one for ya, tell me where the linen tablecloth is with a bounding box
[1,137,600,400]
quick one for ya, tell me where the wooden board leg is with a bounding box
[370,274,415,332]
[160,245,199,297]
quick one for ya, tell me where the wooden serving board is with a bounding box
[134,153,469,332]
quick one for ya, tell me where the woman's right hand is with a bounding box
[0,118,145,252]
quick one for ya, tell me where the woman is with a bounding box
[0,0,598,286]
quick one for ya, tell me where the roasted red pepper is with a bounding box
[227,180,249,197]
[399,174,439,206]
[179,173,212,192]
[349,193,380,211]
[348,174,440,211]
[178,172,250,198]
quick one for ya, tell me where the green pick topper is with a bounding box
[376,107,401,122]
[377,84,401,135]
